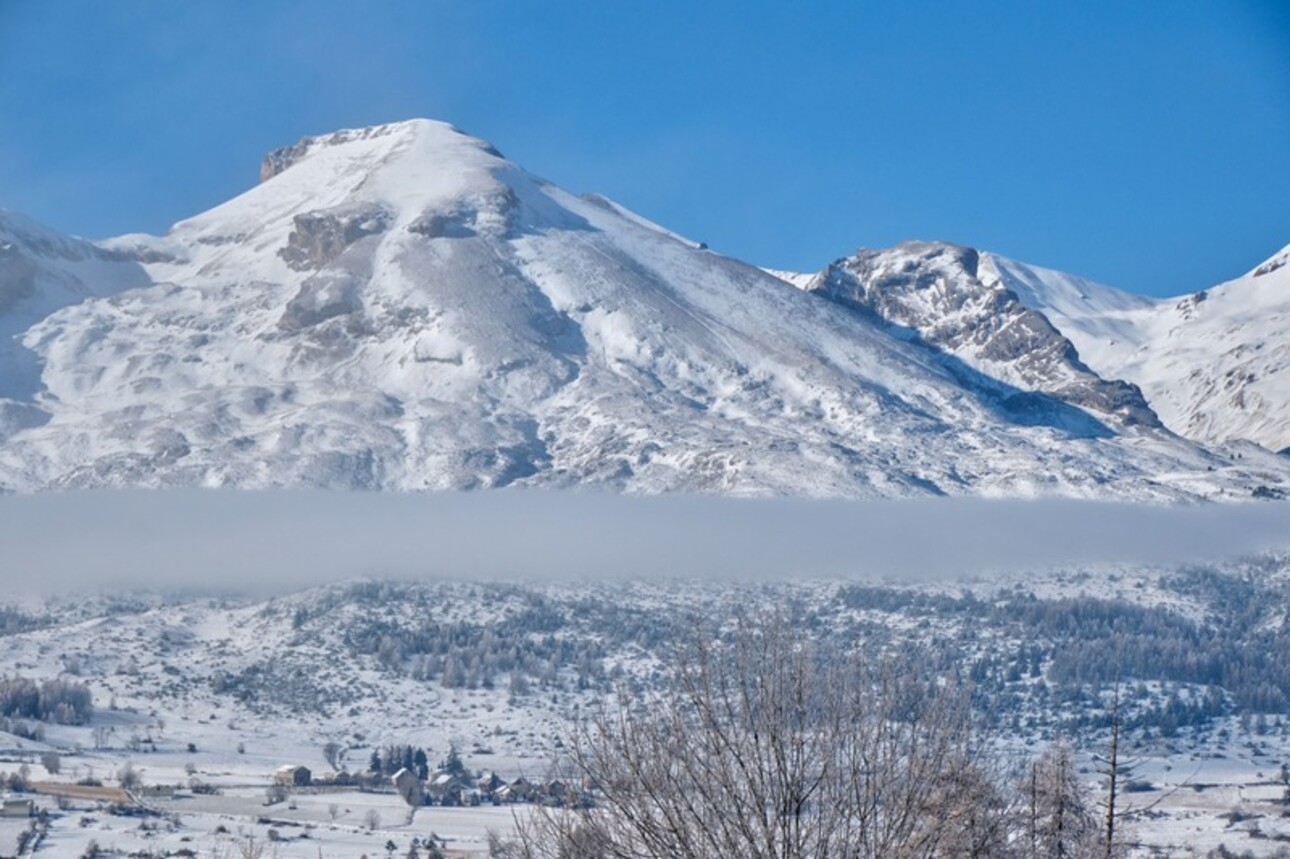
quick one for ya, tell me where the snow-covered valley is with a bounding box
[4,553,1290,856]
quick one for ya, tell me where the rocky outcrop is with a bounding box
[279,207,389,271]
[407,188,521,240]
[808,242,1161,428]
[278,269,363,331]
[1252,250,1287,278]
[260,138,313,183]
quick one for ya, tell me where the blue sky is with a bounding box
[1,1,1286,296]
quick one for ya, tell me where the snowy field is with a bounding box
[1,784,529,857]
[2,555,1290,857]
[4,733,1290,857]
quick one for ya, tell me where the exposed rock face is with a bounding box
[279,269,364,331]
[989,243,1290,453]
[279,207,390,271]
[1252,247,1287,278]
[407,188,521,240]
[260,121,505,184]
[1175,290,1207,320]
[260,122,420,182]
[807,242,1161,428]
[260,139,312,183]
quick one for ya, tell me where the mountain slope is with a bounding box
[0,120,1282,499]
[990,247,1290,454]
[799,241,1160,430]
[0,211,151,441]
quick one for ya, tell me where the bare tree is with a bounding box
[1093,682,1194,859]
[511,616,1009,859]
[234,834,266,859]
[117,760,141,791]
[1022,743,1098,859]
[1094,684,1129,859]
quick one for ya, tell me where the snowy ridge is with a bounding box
[0,120,1286,498]
[762,268,816,291]
[0,210,151,441]
[990,247,1290,453]
[803,241,1161,430]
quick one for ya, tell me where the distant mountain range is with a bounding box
[1,119,1286,499]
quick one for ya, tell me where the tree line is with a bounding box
[0,675,93,724]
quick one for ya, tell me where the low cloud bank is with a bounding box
[0,490,1288,594]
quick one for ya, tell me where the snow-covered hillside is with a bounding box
[6,565,1290,857]
[0,211,150,441]
[989,247,1290,454]
[0,119,1285,498]
[799,242,1160,429]
[773,239,1290,458]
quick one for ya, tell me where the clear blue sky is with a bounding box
[1,1,1286,296]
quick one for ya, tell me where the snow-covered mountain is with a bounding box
[799,242,1160,429]
[0,119,1284,498]
[775,240,1290,459]
[989,247,1290,454]
[0,211,150,441]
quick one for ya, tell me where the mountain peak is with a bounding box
[162,118,531,267]
[258,119,501,183]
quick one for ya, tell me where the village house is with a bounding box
[425,771,478,806]
[496,776,534,804]
[542,779,571,806]
[391,767,422,806]
[0,798,34,818]
[477,772,504,796]
[273,765,312,787]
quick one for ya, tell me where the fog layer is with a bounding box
[1,490,1287,594]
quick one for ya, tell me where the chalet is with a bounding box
[273,765,312,787]
[391,768,422,805]
[543,779,571,806]
[426,772,475,806]
[477,772,504,796]
[0,798,34,818]
[495,776,534,803]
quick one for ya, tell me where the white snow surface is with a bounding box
[5,567,1290,857]
[988,246,1290,453]
[0,119,1285,497]
[763,268,816,291]
[0,210,151,440]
